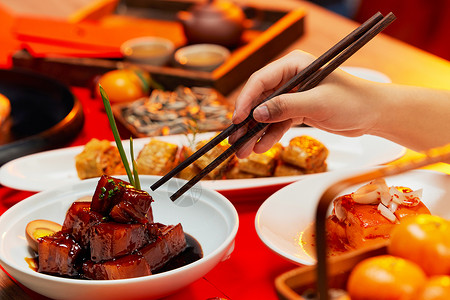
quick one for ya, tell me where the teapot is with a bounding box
[177,0,250,48]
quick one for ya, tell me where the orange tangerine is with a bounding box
[388,214,450,276]
[347,255,427,300]
[417,275,450,300]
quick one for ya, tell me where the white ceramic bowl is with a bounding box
[174,44,230,71]
[120,37,175,66]
[0,175,238,300]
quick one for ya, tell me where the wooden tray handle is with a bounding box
[314,143,450,300]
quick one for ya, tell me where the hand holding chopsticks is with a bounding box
[151,12,397,201]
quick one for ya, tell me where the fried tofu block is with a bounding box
[82,253,151,280]
[330,194,430,250]
[75,138,125,180]
[90,222,148,262]
[280,135,328,170]
[193,138,235,179]
[274,161,327,177]
[136,139,178,176]
[225,165,257,179]
[237,143,282,177]
[37,232,82,276]
[175,146,201,180]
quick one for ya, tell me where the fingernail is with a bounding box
[254,105,269,121]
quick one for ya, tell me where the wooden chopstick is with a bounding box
[150,12,384,193]
[150,12,385,192]
[153,12,396,201]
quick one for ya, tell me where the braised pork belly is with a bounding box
[32,175,199,280]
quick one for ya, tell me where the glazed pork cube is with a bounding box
[136,139,178,176]
[62,201,104,249]
[82,253,151,280]
[91,175,129,215]
[90,222,148,262]
[37,231,82,277]
[141,223,187,271]
[75,138,125,180]
[91,175,154,224]
[237,143,282,177]
[280,135,328,170]
[109,187,154,224]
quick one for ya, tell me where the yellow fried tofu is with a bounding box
[194,138,235,179]
[75,138,125,180]
[176,146,202,180]
[281,135,328,170]
[136,139,178,176]
[274,161,327,177]
[225,165,257,179]
[237,143,282,177]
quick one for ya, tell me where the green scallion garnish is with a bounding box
[99,84,136,187]
[130,137,141,190]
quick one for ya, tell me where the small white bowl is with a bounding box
[120,37,175,66]
[174,44,230,71]
[0,175,238,300]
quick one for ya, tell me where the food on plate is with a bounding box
[76,135,328,180]
[136,139,179,176]
[188,137,236,180]
[236,143,283,177]
[0,93,11,128]
[75,138,126,179]
[279,135,328,170]
[326,178,430,252]
[27,175,202,280]
[388,214,450,276]
[25,220,62,252]
[118,86,232,136]
[347,255,427,300]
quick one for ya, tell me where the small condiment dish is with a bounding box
[120,37,175,66]
[0,175,238,300]
[174,44,230,72]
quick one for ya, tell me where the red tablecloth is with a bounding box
[0,87,296,300]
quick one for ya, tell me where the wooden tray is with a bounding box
[12,0,305,95]
[275,243,388,300]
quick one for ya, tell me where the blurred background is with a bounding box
[0,0,449,64]
[312,0,450,61]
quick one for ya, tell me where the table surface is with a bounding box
[0,1,449,299]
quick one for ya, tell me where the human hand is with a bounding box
[229,50,383,158]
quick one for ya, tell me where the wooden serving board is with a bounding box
[11,0,305,95]
[275,242,388,300]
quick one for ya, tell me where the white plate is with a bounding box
[0,127,405,193]
[340,66,392,83]
[255,168,450,266]
[0,175,238,300]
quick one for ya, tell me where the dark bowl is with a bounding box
[0,68,84,165]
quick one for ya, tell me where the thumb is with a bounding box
[252,91,317,123]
